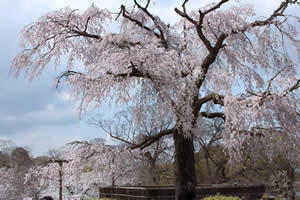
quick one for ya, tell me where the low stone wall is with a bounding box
[99,184,265,200]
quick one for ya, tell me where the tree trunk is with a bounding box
[173,128,197,200]
[204,150,212,179]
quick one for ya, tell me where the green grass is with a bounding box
[201,194,240,200]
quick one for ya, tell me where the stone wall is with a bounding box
[99,184,265,200]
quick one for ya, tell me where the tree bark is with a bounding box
[204,150,212,180]
[173,128,197,200]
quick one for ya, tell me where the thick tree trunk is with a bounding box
[173,128,197,200]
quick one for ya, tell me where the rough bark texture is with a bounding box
[173,128,197,200]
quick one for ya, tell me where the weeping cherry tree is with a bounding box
[12,0,300,199]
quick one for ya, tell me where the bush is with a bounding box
[201,194,240,200]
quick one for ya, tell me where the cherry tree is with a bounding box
[0,167,14,200]
[25,142,145,199]
[12,0,300,199]
[240,127,300,200]
[65,141,145,186]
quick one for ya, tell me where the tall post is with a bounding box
[111,152,115,187]
[59,163,62,200]
[52,159,69,200]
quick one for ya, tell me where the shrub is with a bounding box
[201,194,240,200]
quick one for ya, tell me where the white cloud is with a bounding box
[9,121,106,156]
[20,103,77,125]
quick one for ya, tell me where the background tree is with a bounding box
[0,167,14,200]
[0,151,10,168]
[241,127,300,200]
[0,147,34,200]
[90,105,175,185]
[12,1,300,199]
[194,117,226,183]
[0,139,16,156]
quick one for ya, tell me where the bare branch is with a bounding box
[100,125,136,146]
[200,112,225,121]
[130,128,174,150]
[198,93,225,106]
[202,0,230,15]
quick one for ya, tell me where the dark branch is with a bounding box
[130,128,174,150]
[133,0,166,42]
[175,0,229,52]
[233,0,293,34]
[56,62,154,88]
[281,78,300,97]
[202,0,230,15]
[99,125,136,146]
[200,112,225,121]
[120,5,161,39]
[198,93,225,106]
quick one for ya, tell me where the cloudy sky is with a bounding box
[0,0,291,156]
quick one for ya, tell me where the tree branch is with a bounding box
[99,125,136,146]
[120,4,161,39]
[281,78,300,97]
[175,0,229,52]
[56,62,154,88]
[200,112,225,120]
[198,93,225,106]
[246,70,299,98]
[233,0,293,34]
[133,0,167,42]
[130,128,174,150]
[202,0,230,15]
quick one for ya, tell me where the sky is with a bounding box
[0,0,292,156]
